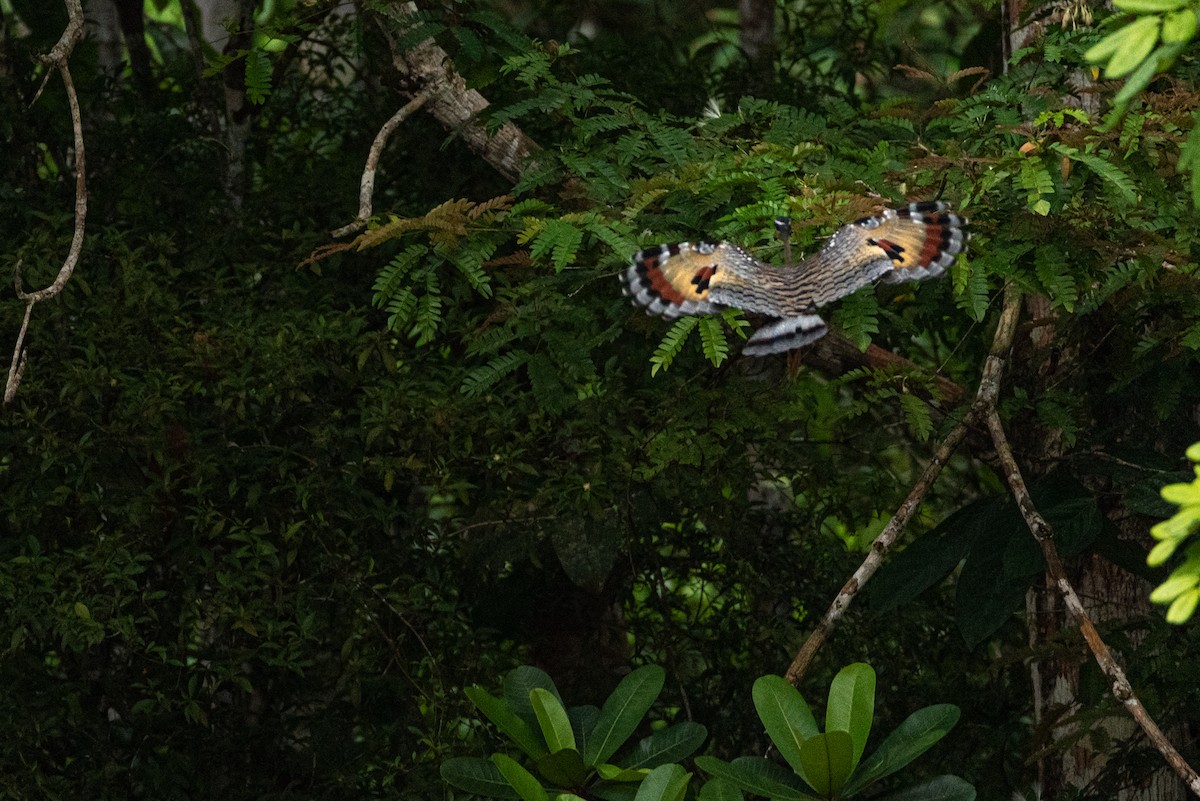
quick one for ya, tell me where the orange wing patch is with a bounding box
[621,242,729,318]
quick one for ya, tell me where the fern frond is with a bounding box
[357,217,426,250]
[460,350,530,397]
[899,394,933,441]
[245,48,271,104]
[698,317,730,366]
[371,245,429,306]
[1034,246,1078,312]
[832,291,880,351]
[468,195,514,220]
[1050,143,1136,205]
[953,259,989,322]
[410,271,443,346]
[529,219,582,271]
[650,317,699,376]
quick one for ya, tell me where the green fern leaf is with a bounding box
[650,318,699,376]
[245,48,271,104]
[832,291,880,351]
[372,245,429,307]
[530,220,583,271]
[953,259,989,322]
[698,317,730,366]
[1035,246,1078,312]
[460,350,531,397]
[410,271,443,346]
[1050,143,1137,205]
[899,394,933,442]
[1019,157,1055,215]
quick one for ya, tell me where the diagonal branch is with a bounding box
[787,282,1200,792]
[984,407,1200,795]
[6,0,87,405]
[786,287,1024,683]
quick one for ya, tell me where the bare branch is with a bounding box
[379,2,540,183]
[6,0,87,405]
[787,286,1024,684]
[985,408,1200,795]
[332,90,430,237]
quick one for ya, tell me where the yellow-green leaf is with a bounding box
[1162,8,1198,41]
[1113,0,1186,12]
[1104,17,1162,78]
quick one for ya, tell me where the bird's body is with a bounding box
[621,201,967,356]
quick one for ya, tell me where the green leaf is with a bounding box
[1167,588,1200,622]
[583,665,665,767]
[694,756,819,801]
[441,757,522,799]
[826,663,876,768]
[798,730,855,797]
[597,764,651,782]
[650,318,699,376]
[698,317,730,366]
[1103,16,1162,78]
[619,722,708,769]
[1112,0,1186,12]
[633,764,690,801]
[698,777,744,801]
[532,688,578,753]
[1162,8,1198,41]
[505,666,564,729]
[872,774,976,801]
[898,394,933,442]
[841,705,960,795]
[465,686,549,760]
[493,754,551,801]
[569,706,601,757]
[536,749,589,788]
[751,675,819,776]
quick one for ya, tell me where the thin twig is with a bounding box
[786,286,1024,684]
[6,0,87,405]
[333,91,430,237]
[985,408,1200,796]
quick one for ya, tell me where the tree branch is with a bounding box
[378,2,540,183]
[984,407,1200,795]
[332,89,430,237]
[6,0,87,405]
[788,281,1200,792]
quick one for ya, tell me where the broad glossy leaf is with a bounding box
[440,757,521,799]
[798,730,855,797]
[493,754,551,801]
[569,705,601,757]
[751,675,818,775]
[583,665,665,767]
[597,764,651,782]
[591,782,639,801]
[466,686,549,759]
[506,666,564,728]
[841,705,960,796]
[872,774,976,801]
[536,749,588,788]
[557,795,588,801]
[694,756,818,801]
[532,688,577,753]
[619,722,708,769]
[699,777,744,801]
[633,764,690,801]
[826,663,875,768]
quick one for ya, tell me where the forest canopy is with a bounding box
[2,0,1200,799]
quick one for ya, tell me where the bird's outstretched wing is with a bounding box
[620,201,967,356]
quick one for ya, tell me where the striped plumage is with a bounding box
[620,201,967,356]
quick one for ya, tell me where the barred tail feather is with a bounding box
[741,314,829,356]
